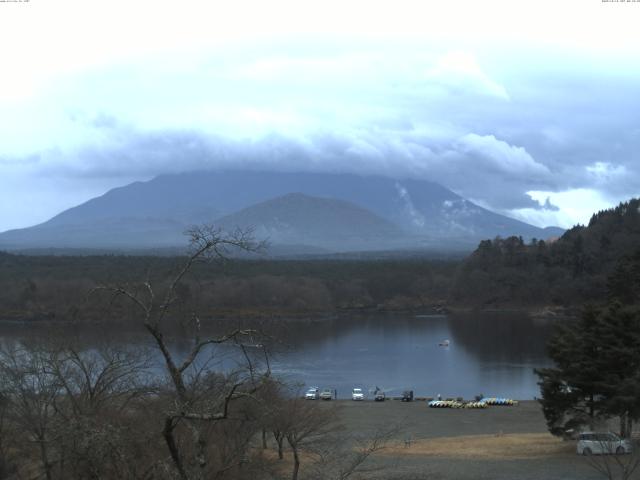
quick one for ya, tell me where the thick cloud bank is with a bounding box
[1,2,639,231]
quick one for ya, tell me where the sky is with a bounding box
[1,0,639,232]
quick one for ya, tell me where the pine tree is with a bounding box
[536,252,640,438]
[536,307,608,436]
[592,303,640,437]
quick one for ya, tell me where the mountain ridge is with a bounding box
[0,170,564,252]
[216,192,406,251]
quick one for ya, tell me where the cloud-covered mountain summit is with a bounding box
[0,170,563,253]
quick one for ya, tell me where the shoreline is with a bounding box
[0,304,576,326]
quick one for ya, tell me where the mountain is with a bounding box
[216,193,405,250]
[0,170,564,252]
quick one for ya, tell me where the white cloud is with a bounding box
[510,189,618,228]
[424,52,509,100]
[455,134,550,178]
[0,1,639,231]
[586,162,627,184]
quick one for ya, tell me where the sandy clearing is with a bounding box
[383,433,575,460]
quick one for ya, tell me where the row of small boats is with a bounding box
[428,397,519,409]
[482,397,519,406]
[428,400,487,409]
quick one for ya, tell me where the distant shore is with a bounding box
[0,303,577,325]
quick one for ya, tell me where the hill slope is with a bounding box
[216,193,405,250]
[0,170,563,252]
[452,198,640,307]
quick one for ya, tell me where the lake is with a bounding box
[0,311,556,400]
[266,311,555,400]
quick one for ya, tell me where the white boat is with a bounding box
[439,339,450,347]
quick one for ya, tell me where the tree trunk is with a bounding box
[145,324,188,399]
[274,431,284,459]
[163,416,189,480]
[291,445,300,480]
[38,438,53,480]
[619,412,634,438]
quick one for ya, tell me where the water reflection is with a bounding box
[0,312,555,399]
[267,312,554,399]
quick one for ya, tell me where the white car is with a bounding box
[352,388,365,401]
[305,387,319,400]
[319,388,334,400]
[577,432,632,455]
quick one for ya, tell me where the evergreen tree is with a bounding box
[536,307,608,436]
[592,303,640,437]
[607,249,640,305]
[536,253,640,438]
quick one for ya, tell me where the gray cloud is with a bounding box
[1,42,640,231]
[542,197,559,212]
[12,124,554,212]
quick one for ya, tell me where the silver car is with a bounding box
[319,388,334,400]
[304,387,319,400]
[577,432,632,455]
[352,388,365,401]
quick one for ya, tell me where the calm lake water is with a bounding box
[0,311,555,400]
[263,311,555,400]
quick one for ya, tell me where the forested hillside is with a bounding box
[452,198,640,307]
[0,252,456,322]
[2,198,639,320]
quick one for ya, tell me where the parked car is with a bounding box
[401,390,414,402]
[319,388,334,400]
[577,432,633,455]
[305,387,319,400]
[352,388,365,401]
[374,391,386,402]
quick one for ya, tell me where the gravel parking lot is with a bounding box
[325,400,619,480]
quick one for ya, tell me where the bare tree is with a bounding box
[48,346,150,416]
[583,437,640,480]
[315,424,403,480]
[279,396,338,480]
[91,225,270,480]
[271,395,399,480]
[0,346,62,480]
[0,343,153,480]
[47,346,154,479]
[254,378,289,459]
[0,392,11,478]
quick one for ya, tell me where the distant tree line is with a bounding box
[0,253,456,322]
[1,197,639,322]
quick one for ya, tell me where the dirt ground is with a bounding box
[321,400,631,480]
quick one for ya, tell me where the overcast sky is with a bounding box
[1,0,639,232]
